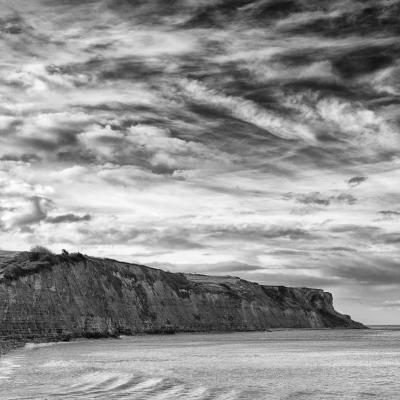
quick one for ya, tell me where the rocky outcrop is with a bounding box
[0,250,365,340]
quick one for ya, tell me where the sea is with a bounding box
[0,327,399,400]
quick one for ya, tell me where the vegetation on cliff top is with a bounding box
[0,248,86,282]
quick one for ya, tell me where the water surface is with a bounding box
[1,329,399,399]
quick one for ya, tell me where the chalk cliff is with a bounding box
[0,250,365,340]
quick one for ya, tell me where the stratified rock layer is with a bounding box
[0,251,365,339]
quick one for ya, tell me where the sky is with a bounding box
[0,0,400,324]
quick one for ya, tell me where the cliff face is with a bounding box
[0,251,365,339]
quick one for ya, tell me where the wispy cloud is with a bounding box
[0,0,399,323]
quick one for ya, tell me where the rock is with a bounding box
[0,250,366,342]
[0,339,25,356]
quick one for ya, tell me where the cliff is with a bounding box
[0,250,365,341]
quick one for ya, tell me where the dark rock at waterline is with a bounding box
[0,339,25,356]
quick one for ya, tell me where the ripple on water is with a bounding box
[53,372,171,398]
[0,353,26,383]
[1,331,400,400]
[51,371,242,400]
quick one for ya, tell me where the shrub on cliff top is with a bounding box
[28,246,55,262]
[29,245,53,255]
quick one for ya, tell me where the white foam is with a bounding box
[42,360,77,368]
[132,377,164,391]
[0,358,21,381]
[98,373,136,392]
[69,371,116,390]
[151,384,186,399]
[24,342,61,350]
[185,387,210,399]
[215,390,240,400]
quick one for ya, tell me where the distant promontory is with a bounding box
[0,249,365,352]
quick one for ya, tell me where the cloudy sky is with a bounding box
[1,0,400,323]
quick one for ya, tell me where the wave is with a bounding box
[53,370,241,399]
[24,341,68,350]
[55,372,147,396]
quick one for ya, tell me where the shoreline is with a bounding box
[0,327,374,358]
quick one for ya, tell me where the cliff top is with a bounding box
[0,249,324,293]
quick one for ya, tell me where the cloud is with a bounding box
[286,2,400,37]
[1,0,400,324]
[329,224,380,237]
[46,213,91,224]
[331,44,397,79]
[203,224,312,241]
[16,111,93,150]
[378,210,400,218]
[381,300,400,308]
[0,14,27,35]
[57,165,88,180]
[73,224,204,250]
[329,256,400,286]
[0,174,52,199]
[151,261,262,275]
[78,123,232,173]
[0,115,19,131]
[235,271,342,289]
[204,261,262,273]
[335,193,357,205]
[280,93,399,161]
[284,191,357,207]
[348,176,367,187]
[0,153,41,163]
[181,79,316,142]
[378,232,400,245]
[285,192,330,206]
[2,196,50,229]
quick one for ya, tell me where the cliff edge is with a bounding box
[0,250,365,341]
